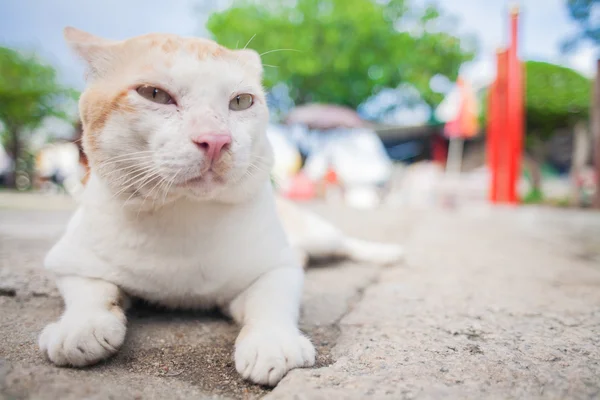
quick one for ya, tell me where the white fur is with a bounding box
[39,276,126,366]
[41,28,314,386]
[40,28,402,387]
[41,174,314,385]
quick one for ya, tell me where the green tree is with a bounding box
[525,61,590,138]
[206,0,475,115]
[0,47,76,188]
[524,60,590,200]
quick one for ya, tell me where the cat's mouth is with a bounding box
[178,171,226,188]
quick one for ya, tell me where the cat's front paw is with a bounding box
[235,325,315,386]
[39,309,126,367]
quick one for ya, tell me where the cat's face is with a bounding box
[65,27,272,206]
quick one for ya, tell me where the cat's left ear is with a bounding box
[63,26,119,80]
[234,49,263,76]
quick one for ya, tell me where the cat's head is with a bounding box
[65,27,272,206]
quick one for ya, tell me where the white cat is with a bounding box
[39,27,403,387]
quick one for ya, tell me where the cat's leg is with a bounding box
[39,276,127,367]
[228,267,315,386]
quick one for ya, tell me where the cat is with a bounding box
[38,27,403,387]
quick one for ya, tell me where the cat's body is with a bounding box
[39,28,402,387]
[46,174,293,309]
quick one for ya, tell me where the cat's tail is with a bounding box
[340,237,404,266]
[276,196,404,267]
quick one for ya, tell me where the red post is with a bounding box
[487,59,499,202]
[506,6,524,203]
[487,5,524,204]
[498,50,510,203]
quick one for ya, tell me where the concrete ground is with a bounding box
[1,192,599,399]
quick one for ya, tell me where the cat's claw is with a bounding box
[39,310,126,367]
[235,326,315,386]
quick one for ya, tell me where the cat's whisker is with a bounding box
[151,168,179,208]
[248,157,273,171]
[242,34,256,50]
[136,173,167,214]
[233,33,257,71]
[165,168,183,200]
[243,161,273,181]
[259,48,302,56]
[149,175,170,210]
[104,167,158,190]
[97,151,155,164]
[247,163,272,175]
[124,173,164,211]
[161,168,183,205]
[100,161,157,180]
[97,159,157,178]
[96,155,155,170]
[106,164,159,190]
[113,168,163,200]
[122,170,163,205]
[251,155,273,163]
[262,64,278,68]
[97,157,155,170]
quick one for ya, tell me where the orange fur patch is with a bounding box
[80,88,134,165]
[136,34,226,60]
[80,91,108,156]
[184,40,225,60]
[160,38,178,53]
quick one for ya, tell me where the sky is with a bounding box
[0,0,597,125]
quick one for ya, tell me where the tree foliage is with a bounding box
[562,0,600,53]
[525,61,590,138]
[206,0,476,112]
[0,47,76,186]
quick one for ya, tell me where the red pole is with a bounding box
[497,50,510,202]
[506,5,523,204]
[488,50,505,203]
[488,5,524,205]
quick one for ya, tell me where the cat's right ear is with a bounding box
[63,27,117,80]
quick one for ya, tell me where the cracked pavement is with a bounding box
[1,193,600,399]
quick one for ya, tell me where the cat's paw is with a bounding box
[39,309,126,367]
[235,326,315,386]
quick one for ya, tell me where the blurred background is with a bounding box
[0,0,598,210]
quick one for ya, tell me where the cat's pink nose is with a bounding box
[192,134,231,162]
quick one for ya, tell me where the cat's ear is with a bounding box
[235,49,263,77]
[63,27,118,80]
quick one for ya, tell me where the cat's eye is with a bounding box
[136,86,174,105]
[229,94,253,111]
